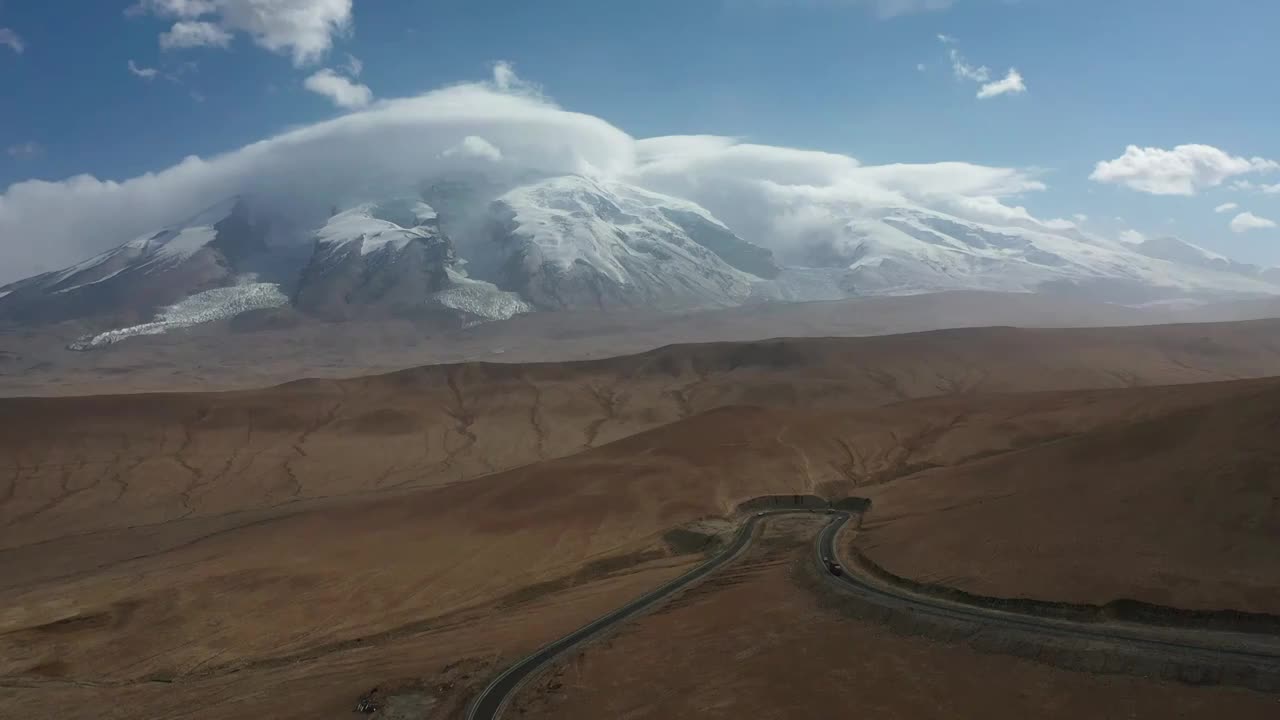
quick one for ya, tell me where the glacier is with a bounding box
[69,283,289,350]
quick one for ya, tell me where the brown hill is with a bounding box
[855,376,1280,613]
[511,517,1277,720]
[3,322,1280,717]
[7,320,1280,552]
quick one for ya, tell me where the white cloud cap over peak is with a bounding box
[1214,202,1239,214]
[443,136,504,162]
[1091,144,1280,196]
[0,70,1067,284]
[1230,211,1277,233]
[133,0,352,66]
[0,27,23,54]
[977,68,1026,99]
[303,68,372,108]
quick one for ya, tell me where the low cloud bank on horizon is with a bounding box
[2,64,1067,284]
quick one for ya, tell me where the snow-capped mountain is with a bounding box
[769,207,1280,303]
[4,172,1280,349]
[0,198,277,328]
[294,200,455,319]
[1134,235,1280,285]
[292,199,532,325]
[484,176,779,310]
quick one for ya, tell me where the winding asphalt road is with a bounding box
[464,508,797,720]
[467,510,1280,719]
[818,513,1280,667]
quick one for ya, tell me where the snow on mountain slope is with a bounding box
[314,201,441,256]
[429,267,533,325]
[69,283,289,350]
[1134,235,1230,267]
[488,175,779,310]
[777,206,1280,302]
[1133,235,1280,286]
[294,200,457,319]
[6,172,1280,349]
[0,198,271,327]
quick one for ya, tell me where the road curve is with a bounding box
[469,510,1280,718]
[818,513,1280,669]
[465,508,806,720]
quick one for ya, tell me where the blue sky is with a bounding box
[2,0,1279,271]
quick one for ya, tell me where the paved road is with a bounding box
[468,510,1280,718]
[818,513,1280,669]
[465,508,807,720]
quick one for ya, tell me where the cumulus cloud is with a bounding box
[977,69,1025,99]
[160,20,233,49]
[1072,213,1088,223]
[133,0,352,65]
[303,68,372,108]
[1214,202,1238,214]
[128,59,160,79]
[1091,144,1280,196]
[1230,211,1277,233]
[0,27,23,54]
[0,70,1064,284]
[1118,229,1146,244]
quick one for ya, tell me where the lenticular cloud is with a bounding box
[0,68,1057,285]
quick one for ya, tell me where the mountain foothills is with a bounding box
[3,172,1279,349]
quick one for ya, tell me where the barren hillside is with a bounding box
[3,322,1280,718]
[0,290,1172,396]
[7,321,1280,550]
[856,377,1280,613]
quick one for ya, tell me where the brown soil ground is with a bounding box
[3,323,1280,718]
[0,290,1184,396]
[855,377,1280,612]
[7,320,1280,548]
[0,549,700,719]
[513,516,1279,720]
